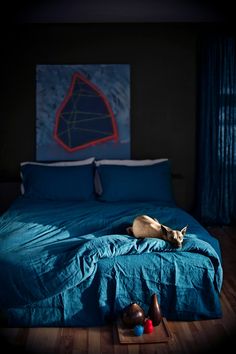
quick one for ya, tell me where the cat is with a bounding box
[127,215,188,248]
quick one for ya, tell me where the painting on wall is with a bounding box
[36,64,130,161]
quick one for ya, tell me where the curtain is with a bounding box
[197,36,236,225]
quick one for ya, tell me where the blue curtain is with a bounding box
[197,36,236,225]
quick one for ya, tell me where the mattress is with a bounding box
[0,196,223,326]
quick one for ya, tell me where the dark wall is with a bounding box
[1,24,198,211]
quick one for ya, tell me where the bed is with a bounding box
[0,158,223,327]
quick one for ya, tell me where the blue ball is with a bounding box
[134,325,144,336]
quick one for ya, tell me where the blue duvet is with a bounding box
[0,197,223,326]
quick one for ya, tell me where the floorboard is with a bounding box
[1,227,236,354]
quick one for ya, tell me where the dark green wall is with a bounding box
[1,24,198,211]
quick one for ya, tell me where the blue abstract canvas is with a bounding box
[36,65,130,161]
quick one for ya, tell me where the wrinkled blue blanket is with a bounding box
[0,197,223,326]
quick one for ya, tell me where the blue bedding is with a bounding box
[0,197,223,326]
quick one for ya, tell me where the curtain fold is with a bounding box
[197,36,236,225]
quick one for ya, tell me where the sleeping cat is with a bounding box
[127,215,188,248]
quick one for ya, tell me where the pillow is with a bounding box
[20,158,95,194]
[94,158,168,194]
[96,160,174,202]
[20,159,95,201]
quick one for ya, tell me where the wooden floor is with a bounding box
[1,226,236,354]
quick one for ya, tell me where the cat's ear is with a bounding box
[127,227,133,236]
[161,224,168,235]
[181,225,188,236]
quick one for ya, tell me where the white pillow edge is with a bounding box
[20,157,95,167]
[95,158,168,167]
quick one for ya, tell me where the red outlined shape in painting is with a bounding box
[54,72,119,152]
